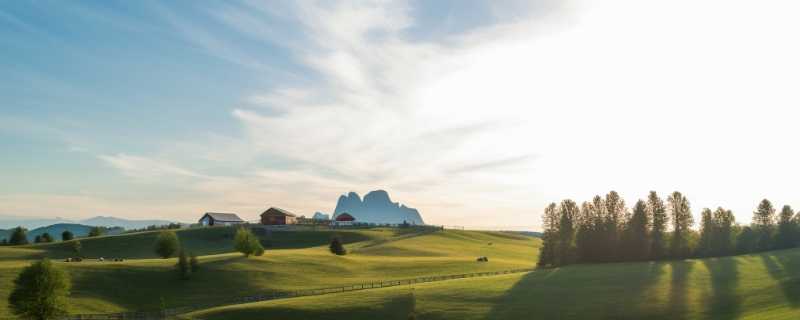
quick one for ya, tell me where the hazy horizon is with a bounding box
[2,0,800,231]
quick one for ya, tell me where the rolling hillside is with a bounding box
[182,247,800,320]
[0,226,539,316]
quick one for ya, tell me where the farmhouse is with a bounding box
[261,207,298,225]
[199,212,244,226]
[333,212,356,226]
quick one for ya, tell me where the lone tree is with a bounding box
[9,227,29,245]
[9,259,71,320]
[40,233,53,243]
[88,227,103,238]
[329,236,346,255]
[61,231,74,241]
[154,230,180,259]
[234,227,264,257]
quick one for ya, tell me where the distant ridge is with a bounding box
[0,215,179,231]
[332,190,424,225]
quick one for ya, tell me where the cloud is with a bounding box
[98,153,204,180]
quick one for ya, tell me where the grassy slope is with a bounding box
[0,227,539,316]
[183,248,800,320]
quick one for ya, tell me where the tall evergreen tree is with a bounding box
[556,200,579,265]
[603,191,625,261]
[775,205,797,249]
[575,202,596,263]
[625,200,650,260]
[537,203,559,267]
[753,199,776,251]
[697,208,714,257]
[668,191,693,259]
[9,227,28,245]
[648,191,668,260]
[712,207,735,256]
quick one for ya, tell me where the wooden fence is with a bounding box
[57,268,534,320]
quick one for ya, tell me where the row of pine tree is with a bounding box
[538,191,799,267]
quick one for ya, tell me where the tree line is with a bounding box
[538,191,799,267]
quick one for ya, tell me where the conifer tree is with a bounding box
[697,208,714,257]
[556,200,578,265]
[603,191,625,261]
[537,203,559,267]
[668,191,693,259]
[648,192,668,260]
[9,227,28,245]
[753,199,776,251]
[775,205,796,249]
[575,202,596,263]
[625,200,650,260]
[713,207,735,256]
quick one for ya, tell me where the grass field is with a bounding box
[3,225,800,319]
[182,248,800,320]
[0,226,539,316]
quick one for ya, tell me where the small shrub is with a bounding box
[88,227,103,237]
[154,230,180,258]
[329,237,346,255]
[234,227,264,257]
[71,240,82,257]
[176,249,190,280]
[41,233,53,243]
[9,259,71,320]
[189,253,199,273]
[34,235,43,243]
[61,231,74,241]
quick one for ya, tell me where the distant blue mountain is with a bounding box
[332,190,424,225]
[0,223,124,242]
[0,215,178,232]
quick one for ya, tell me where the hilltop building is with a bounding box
[199,212,244,226]
[333,212,356,226]
[261,207,297,225]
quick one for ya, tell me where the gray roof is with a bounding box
[261,207,297,217]
[202,212,244,222]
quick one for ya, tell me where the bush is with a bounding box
[88,227,103,237]
[234,228,264,257]
[154,230,180,259]
[329,237,346,255]
[71,240,82,257]
[9,227,28,245]
[9,258,71,320]
[61,231,74,241]
[189,253,199,273]
[34,235,43,243]
[41,233,53,243]
[176,249,191,280]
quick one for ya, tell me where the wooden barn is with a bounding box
[199,212,244,226]
[261,207,297,225]
[333,212,356,226]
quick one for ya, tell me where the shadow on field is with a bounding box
[666,260,694,318]
[68,256,279,311]
[188,292,415,320]
[760,251,800,307]
[701,257,740,320]
[485,261,668,320]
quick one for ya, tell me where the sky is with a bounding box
[1,0,799,230]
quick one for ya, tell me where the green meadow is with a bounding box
[1,226,800,319]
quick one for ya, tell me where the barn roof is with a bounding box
[203,212,244,222]
[335,213,355,221]
[261,207,297,217]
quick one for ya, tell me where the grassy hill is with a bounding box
[182,247,800,319]
[0,226,539,316]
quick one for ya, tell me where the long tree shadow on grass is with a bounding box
[760,250,800,307]
[700,256,740,320]
[486,260,668,320]
[666,260,694,319]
